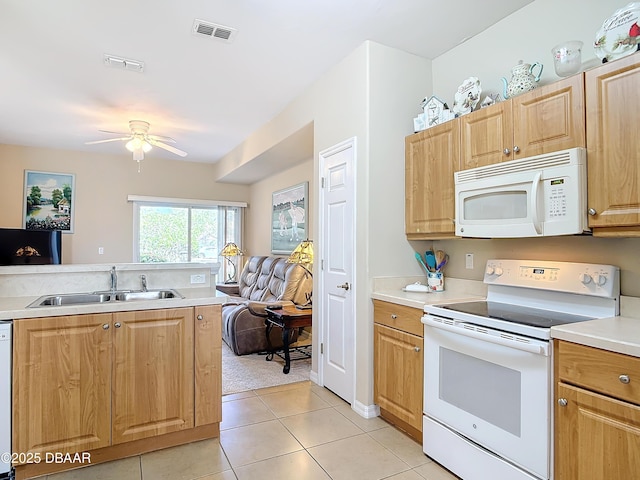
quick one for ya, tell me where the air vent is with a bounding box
[103,54,144,73]
[192,19,237,43]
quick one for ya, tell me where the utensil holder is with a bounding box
[427,271,444,292]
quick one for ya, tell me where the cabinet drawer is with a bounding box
[373,299,423,337]
[556,340,640,405]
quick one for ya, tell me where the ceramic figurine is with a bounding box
[501,61,543,99]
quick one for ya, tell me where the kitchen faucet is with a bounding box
[110,266,117,293]
[140,274,147,292]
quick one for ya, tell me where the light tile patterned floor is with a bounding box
[45,381,459,480]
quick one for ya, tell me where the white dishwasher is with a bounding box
[0,321,11,478]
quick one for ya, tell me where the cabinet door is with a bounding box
[112,308,194,444]
[194,305,221,426]
[512,74,585,157]
[555,382,640,479]
[13,314,112,458]
[374,323,423,436]
[460,100,513,168]
[405,119,460,239]
[586,55,640,235]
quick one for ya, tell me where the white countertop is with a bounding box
[551,314,640,358]
[0,287,228,321]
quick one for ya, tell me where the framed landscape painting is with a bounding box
[271,182,308,254]
[23,170,75,233]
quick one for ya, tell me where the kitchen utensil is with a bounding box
[551,41,583,77]
[501,61,543,99]
[425,250,437,272]
[415,252,430,274]
[435,250,445,268]
[436,254,449,272]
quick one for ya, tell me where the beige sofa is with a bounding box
[221,256,312,355]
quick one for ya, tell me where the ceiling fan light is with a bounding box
[126,138,152,153]
[132,148,144,162]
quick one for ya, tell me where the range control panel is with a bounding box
[483,259,620,298]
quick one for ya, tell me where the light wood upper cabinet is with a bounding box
[586,54,640,236]
[554,340,640,479]
[194,304,222,427]
[13,314,113,457]
[460,75,585,169]
[373,300,423,443]
[112,308,194,444]
[405,119,460,239]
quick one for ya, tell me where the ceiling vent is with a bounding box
[192,19,237,43]
[103,54,145,73]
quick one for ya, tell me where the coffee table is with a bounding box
[264,305,312,374]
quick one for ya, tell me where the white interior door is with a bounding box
[319,138,355,403]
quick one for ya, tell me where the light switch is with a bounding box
[465,253,474,269]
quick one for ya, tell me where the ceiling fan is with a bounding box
[86,120,187,169]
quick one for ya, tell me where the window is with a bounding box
[130,197,245,269]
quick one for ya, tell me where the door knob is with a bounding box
[619,374,631,384]
[114,322,121,328]
[513,146,520,153]
[588,208,597,216]
[337,282,350,291]
[558,398,568,407]
[197,315,203,321]
[503,148,511,155]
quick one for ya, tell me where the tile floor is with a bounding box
[44,381,459,480]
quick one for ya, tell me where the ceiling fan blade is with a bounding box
[147,134,177,143]
[98,129,130,135]
[148,138,188,157]
[85,137,131,145]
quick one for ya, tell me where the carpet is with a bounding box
[222,341,311,395]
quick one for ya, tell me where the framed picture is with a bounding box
[23,170,75,233]
[271,182,308,254]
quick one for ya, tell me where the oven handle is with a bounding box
[422,316,549,356]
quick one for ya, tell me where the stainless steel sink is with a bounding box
[27,289,183,308]
[28,292,113,308]
[114,289,183,301]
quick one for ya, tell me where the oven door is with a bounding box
[423,315,551,480]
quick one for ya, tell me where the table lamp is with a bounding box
[220,242,244,284]
[286,239,313,309]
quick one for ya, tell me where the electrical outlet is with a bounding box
[465,253,474,269]
[190,274,206,284]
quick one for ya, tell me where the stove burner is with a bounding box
[440,301,593,329]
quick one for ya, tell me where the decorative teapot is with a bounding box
[501,61,543,99]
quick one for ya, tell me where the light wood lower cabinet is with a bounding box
[554,340,640,479]
[13,313,113,456]
[112,308,194,444]
[12,305,222,478]
[373,300,423,443]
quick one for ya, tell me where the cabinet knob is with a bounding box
[503,148,511,155]
[513,146,520,153]
[114,322,121,328]
[558,398,568,407]
[588,208,597,216]
[391,314,397,319]
[102,324,110,330]
[414,346,421,352]
[197,314,203,321]
[619,374,631,384]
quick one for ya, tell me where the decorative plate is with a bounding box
[452,77,482,116]
[595,2,640,62]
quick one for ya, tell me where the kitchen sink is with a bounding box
[27,289,184,308]
[114,289,183,301]
[28,292,113,307]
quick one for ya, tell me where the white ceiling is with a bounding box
[0,0,533,168]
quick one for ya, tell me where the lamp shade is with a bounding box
[220,242,244,257]
[287,239,313,268]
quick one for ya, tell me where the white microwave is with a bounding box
[455,147,589,238]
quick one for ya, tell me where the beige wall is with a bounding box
[245,158,313,257]
[0,144,250,264]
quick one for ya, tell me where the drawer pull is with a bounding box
[391,314,397,319]
[619,374,631,384]
[414,346,421,352]
[558,398,568,407]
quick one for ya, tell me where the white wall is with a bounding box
[432,0,614,101]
